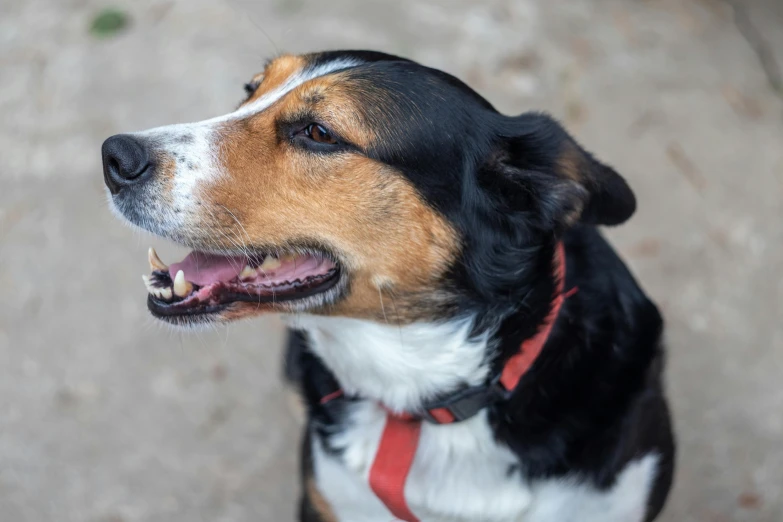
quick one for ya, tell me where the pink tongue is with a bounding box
[169,252,245,286]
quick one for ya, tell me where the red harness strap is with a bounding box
[368,415,422,521]
[326,243,572,522]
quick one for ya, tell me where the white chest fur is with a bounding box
[288,315,491,413]
[312,401,658,522]
[290,315,659,522]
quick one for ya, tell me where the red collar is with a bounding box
[500,241,570,390]
[321,242,574,521]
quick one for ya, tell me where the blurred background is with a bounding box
[1,0,782,520]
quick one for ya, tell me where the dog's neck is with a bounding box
[286,314,491,413]
[285,243,565,414]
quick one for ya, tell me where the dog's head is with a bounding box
[103,50,635,327]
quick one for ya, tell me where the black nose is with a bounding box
[102,134,151,194]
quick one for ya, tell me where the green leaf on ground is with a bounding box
[90,8,129,38]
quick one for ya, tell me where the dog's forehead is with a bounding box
[240,54,356,110]
[236,51,496,157]
[241,51,484,116]
[247,55,304,90]
[246,51,410,101]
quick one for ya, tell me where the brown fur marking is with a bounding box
[556,140,585,183]
[155,54,460,323]
[244,54,307,104]
[555,140,589,225]
[305,477,338,522]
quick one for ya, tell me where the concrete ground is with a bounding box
[1,0,782,520]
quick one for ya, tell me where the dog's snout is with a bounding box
[102,134,151,194]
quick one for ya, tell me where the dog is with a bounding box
[102,50,675,522]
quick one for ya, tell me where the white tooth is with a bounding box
[151,288,162,298]
[260,255,282,271]
[239,265,256,279]
[148,247,168,272]
[160,287,173,300]
[173,270,191,297]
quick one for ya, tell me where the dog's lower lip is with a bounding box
[147,296,230,317]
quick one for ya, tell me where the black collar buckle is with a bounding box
[419,375,511,424]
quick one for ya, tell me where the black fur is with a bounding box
[287,51,675,521]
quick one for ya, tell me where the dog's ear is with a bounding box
[486,112,636,229]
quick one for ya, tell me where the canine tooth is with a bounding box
[173,270,192,297]
[239,265,256,279]
[160,287,173,300]
[148,247,168,272]
[259,255,282,271]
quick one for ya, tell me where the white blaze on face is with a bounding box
[130,58,362,212]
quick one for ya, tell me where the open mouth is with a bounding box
[142,247,341,321]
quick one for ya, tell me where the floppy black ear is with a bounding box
[489,112,636,228]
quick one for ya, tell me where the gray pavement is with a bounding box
[1,0,782,520]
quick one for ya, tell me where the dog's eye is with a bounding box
[244,82,260,96]
[305,123,337,145]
